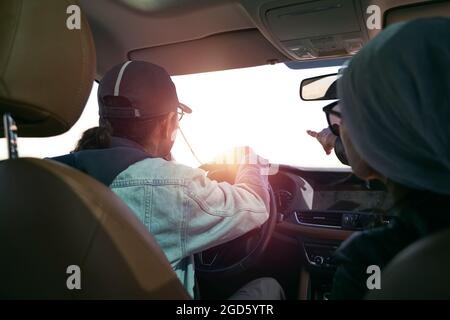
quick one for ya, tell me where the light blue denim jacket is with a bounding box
[109,146,270,297]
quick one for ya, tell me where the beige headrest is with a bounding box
[0,0,96,137]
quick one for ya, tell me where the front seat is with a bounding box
[366,229,450,300]
[0,0,189,299]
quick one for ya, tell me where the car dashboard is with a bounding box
[269,165,393,299]
[198,163,393,299]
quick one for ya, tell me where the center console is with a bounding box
[285,209,392,300]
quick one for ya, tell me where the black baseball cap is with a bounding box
[98,60,191,119]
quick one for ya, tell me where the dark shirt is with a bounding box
[331,196,450,299]
[330,217,417,299]
[52,137,151,186]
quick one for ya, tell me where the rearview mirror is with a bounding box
[300,73,338,101]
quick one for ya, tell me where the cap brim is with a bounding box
[179,103,192,114]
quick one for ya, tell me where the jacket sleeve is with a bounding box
[183,155,270,256]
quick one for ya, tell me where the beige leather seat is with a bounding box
[366,229,450,300]
[0,0,188,299]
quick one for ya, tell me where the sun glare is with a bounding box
[171,63,346,169]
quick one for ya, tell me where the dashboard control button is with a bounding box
[314,256,324,265]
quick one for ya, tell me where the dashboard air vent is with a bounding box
[294,210,343,228]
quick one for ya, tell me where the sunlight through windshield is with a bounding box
[171,63,345,169]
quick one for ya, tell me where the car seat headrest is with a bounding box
[0,0,96,137]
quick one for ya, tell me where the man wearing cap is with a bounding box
[53,60,284,299]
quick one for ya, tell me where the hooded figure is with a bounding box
[331,17,450,299]
[339,17,450,195]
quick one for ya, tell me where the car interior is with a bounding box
[1,0,450,300]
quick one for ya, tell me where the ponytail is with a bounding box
[74,114,168,152]
[74,121,112,152]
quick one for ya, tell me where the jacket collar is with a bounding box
[110,136,147,152]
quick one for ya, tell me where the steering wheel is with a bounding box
[194,164,278,277]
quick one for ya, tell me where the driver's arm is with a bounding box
[183,153,270,256]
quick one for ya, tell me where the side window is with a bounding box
[0,83,99,160]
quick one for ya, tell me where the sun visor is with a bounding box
[385,1,450,26]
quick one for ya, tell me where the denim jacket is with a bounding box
[55,137,270,297]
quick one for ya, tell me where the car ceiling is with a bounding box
[79,0,447,78]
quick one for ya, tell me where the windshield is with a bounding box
[172,63,345,169]
[0,63,346,169]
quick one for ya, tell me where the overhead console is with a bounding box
[242,0,450,62]
[257,0,369,61]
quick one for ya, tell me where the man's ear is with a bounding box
[162,112,177,139]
